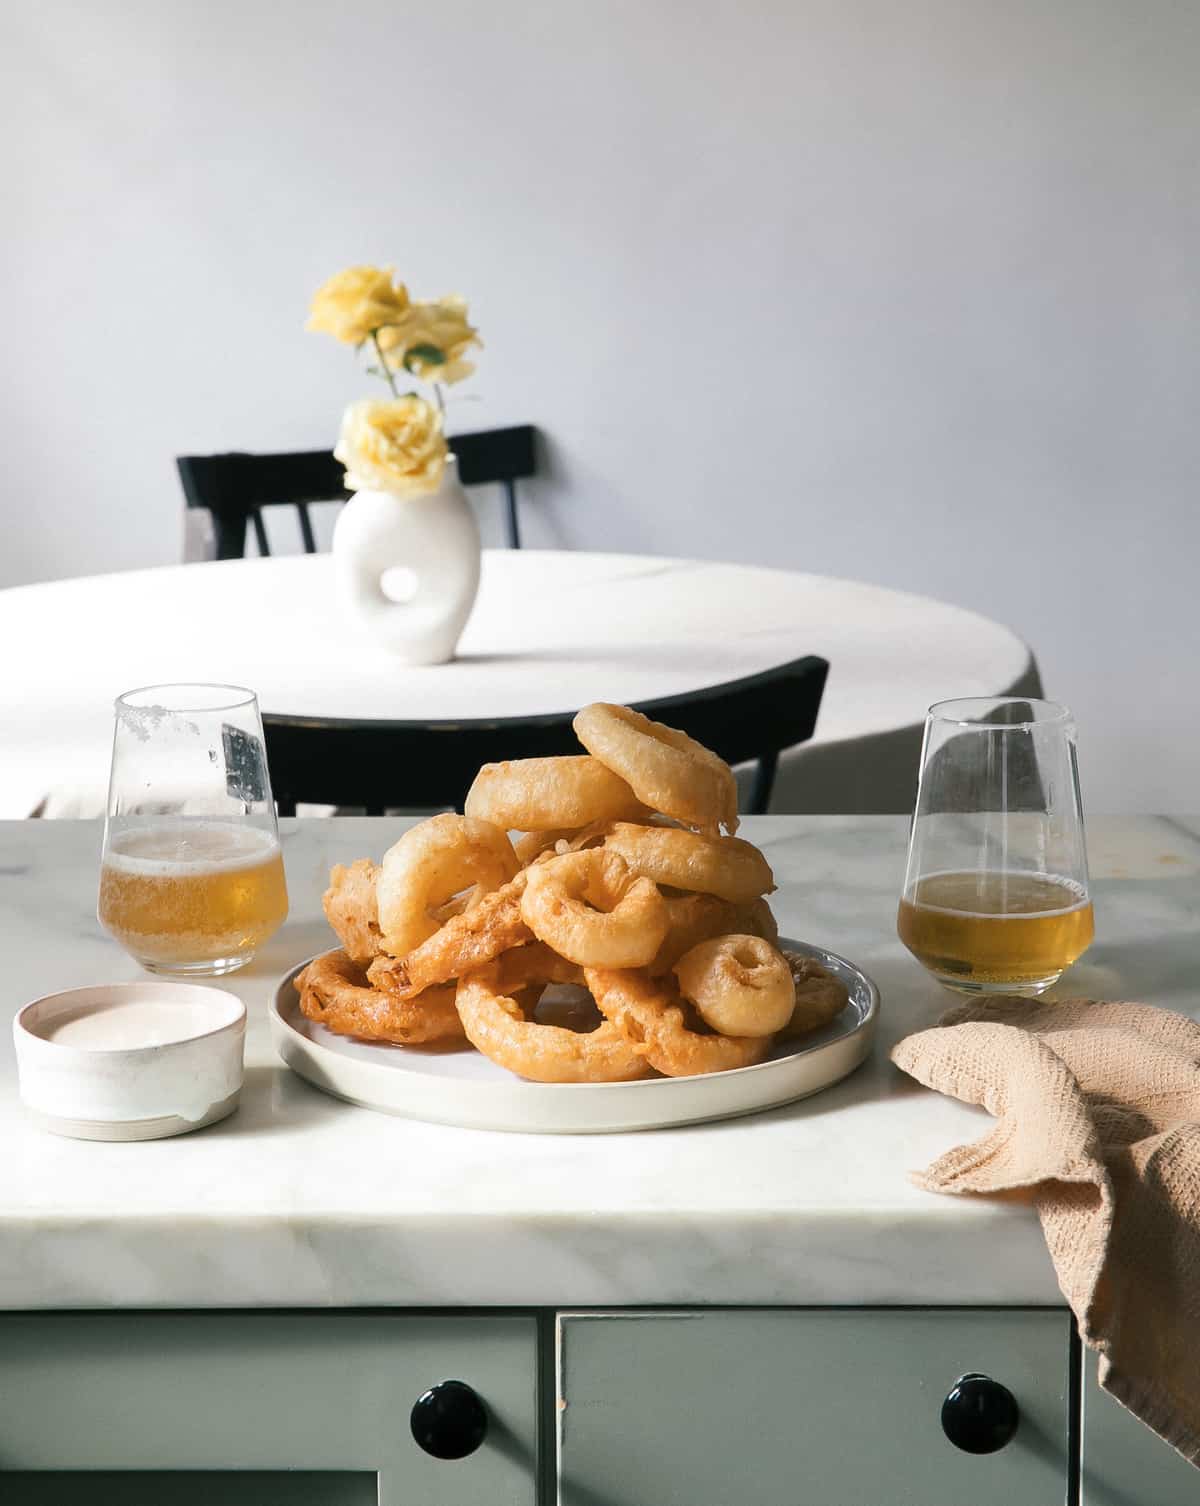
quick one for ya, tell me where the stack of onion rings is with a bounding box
[296,702,847,1083]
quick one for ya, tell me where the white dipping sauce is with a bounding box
[46,1000,221,1050]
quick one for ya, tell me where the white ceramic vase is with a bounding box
[331,460,480,665]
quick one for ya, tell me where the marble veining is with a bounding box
[0,815,1196,1309]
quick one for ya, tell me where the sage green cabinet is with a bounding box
[557,1308,1072,1506]
[9,1305,1196,1501]
[1082,1355,1198,1505]
[0,1313,537,1506]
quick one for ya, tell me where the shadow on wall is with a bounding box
[521,428,653,556]
[518,428,572,551]
[763,658,1046,815]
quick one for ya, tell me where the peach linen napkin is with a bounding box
[891,995,1200,1467]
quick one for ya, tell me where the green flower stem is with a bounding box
[434,382,446,417]
[370,331,401,398]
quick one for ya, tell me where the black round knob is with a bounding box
[940,1372,1020,1454]
[410,1379,488,1460]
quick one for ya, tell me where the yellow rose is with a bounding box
[333,396,447,497]
[376,295,481,384]
[307,266,410,347]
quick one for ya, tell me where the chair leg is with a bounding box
[297,502,317,554]
[504,480,521,550]
[747,751,779,816]
[252,509,271,556]
[215,512,249,561]
[276,796,297,818]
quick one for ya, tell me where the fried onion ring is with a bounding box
[520,848,668,967]
[368,871,534,997]
[512,820,614,866]
[587,966,771,1077]
[465,756,645,831]
[603,823,774,903]
[512,828,570,866]
[296,950,464,1045]
[648,893,743,975]
[454,952,651,1082]
[431,890,476,924]
[738,895,779,946]
[322,859,384,965]
[780,950,850,1038]
[647,893,779,975]
[673,934,795,1038]
[376,814,518,956]
[573,703,739,835]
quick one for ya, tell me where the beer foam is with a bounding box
[907,869,1089,919]
[104,821,280,877]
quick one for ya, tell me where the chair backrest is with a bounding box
[177,425,538,559]
[176,450,346,559]
[448,426,536,549]
[264,656,829,818]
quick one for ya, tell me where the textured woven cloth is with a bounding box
[892,995,1200,1467]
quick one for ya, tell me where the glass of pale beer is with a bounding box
[897,698,1093,995]
[98,684,288,976]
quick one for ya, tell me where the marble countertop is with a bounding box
[1,814,1196,1310]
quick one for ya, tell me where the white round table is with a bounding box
[0,550,1040,819]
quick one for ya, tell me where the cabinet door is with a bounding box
[0,1312,536,1506]
[558,1309,1070,1506]
[1082,1355,1198,1505]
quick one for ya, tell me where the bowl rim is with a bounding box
[14,980,246,1060]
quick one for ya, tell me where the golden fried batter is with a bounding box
[456,953,650,1083]
[368,874,533,998]
[296,949,464,1045]
[587,965,770,1077]
[322,859,384,965]
[780,951,849,1038]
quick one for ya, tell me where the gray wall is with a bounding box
[5,1,1198,810]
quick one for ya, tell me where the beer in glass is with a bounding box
[898,698,1092,995]
[98,685,288,975]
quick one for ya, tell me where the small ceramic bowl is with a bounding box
[13,981,246,1141]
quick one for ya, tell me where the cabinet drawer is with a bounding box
[558,1308,1070,1506]
[0,1312,536,1506]
[1082,1355,1196,1505]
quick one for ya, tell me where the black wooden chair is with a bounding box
[177,425,537,559]
[264,656,829,818]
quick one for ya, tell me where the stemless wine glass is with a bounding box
[897,698,1093,996]
[98,684,288,976]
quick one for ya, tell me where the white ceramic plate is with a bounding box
[269,940,879,1134]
